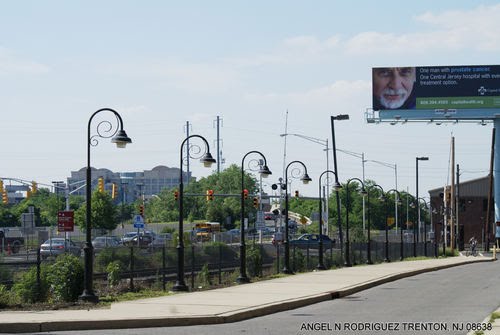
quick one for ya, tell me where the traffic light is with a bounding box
[253,197,259,208]
[111,183,118,199]
[294,190,299,198]
[139,204,144,217]
[1,191,7,204]
[26,190,31,199]
[206,189,214,202]
[243,189,249,199]
[31,181,37,194]
[174,190,179,201]
[98,177,104,193]
[0,180,3,194]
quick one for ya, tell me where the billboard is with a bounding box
[372,65,500,120]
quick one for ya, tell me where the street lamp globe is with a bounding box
[259,165,272,178]
[111,130,132,148]
[201,152,216,167]
[301,173,312,184]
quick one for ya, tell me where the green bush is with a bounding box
[47,254,84,302]
[106,261,122,287]
[94,248,130,273]
[12,265,49,303]
[246,245,263,277]
[202,242,238,263]
[197,263,211,287]
[160,226,175,234]
[292,249,306,272]
[0,284,19,308]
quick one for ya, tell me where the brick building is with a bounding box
[429,175,493,249]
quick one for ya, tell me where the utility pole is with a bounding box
[450,137,455,251]
[213,116,223,173]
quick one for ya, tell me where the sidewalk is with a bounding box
[0,256,493,333]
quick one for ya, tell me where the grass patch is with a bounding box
[490,311,500,322]
[98,288,172,306]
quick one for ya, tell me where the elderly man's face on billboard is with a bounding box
[373,67,416,109]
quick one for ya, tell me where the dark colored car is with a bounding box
[123,234,154,248]
[289,234,333,249]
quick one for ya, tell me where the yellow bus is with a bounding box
[194,222,221,241]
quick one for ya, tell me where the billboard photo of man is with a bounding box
[372,67,416,110]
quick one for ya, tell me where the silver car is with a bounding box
[40,238,81,259]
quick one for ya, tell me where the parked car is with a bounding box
[92,236,121,252]
[123,234,154,248]
[40,238,81,259]
[289,234,333,249]
[121,232,138,244]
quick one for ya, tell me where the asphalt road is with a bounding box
[39,259,500,335]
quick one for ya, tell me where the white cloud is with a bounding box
[0,47,50,75]
[345,4,500,55]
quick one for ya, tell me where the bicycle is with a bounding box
[465,245,478,257]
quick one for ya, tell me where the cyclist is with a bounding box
[468,236,477,256]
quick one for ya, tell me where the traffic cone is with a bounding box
[7,243,11,256]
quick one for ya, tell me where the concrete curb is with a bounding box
[2,257,494,333]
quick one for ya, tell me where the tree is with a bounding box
[74,190,119,231]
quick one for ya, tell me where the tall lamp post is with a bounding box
[80,108,132,303]
[238,151,272,283]
[415,156,429,256]
[386,189,402,262]
[173,135,216,292]
[317,170,341,270]
[283,161,312,274]
[345,178,367,267]
[331,114,349,263]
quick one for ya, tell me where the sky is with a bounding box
[1,0,499,198]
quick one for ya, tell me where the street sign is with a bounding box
[57,211,74,232]
[133,215,145,229]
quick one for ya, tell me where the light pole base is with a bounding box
[282,268,294,275]
[79,291,99,304]
[316,264,326,270]
[172,282,189,292]
[344,262,352,267]
[383,258,390,263]
[366,259,373,265]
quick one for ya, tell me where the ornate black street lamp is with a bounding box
[283,161,312,274]
[386,189,402,262]
[331,114,349,262]
[238,151,271,283]
[345,178,367,267]
[80,108,132,303]
[317,170,341,270]
[173,135,216,292]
